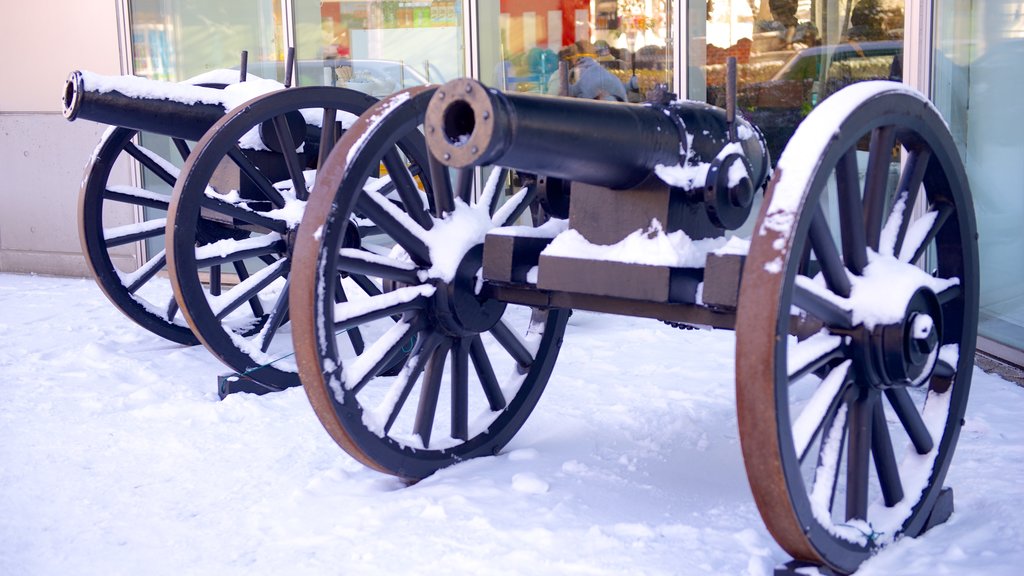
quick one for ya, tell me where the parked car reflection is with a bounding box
[717,40,903,160]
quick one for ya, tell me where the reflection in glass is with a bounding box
[485,1,673,102]
[690,0,904,160]
[935,0,1024,353]
[294,1,465,93]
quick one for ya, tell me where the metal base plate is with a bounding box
[217,372,297,399]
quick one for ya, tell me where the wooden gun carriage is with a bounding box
[65,59,978,575]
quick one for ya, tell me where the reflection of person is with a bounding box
[769,0,798,48]
[569,56,627,101]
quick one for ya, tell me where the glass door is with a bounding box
[292,0,466,91]
[935,0,1024,357]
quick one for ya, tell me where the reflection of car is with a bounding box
[248,59,443,97]
[734,40,902,160]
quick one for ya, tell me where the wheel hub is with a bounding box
[868,286,943,388]
[432,244,506,337]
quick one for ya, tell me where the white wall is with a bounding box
[0,1,129,276]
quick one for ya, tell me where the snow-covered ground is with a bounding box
[1,272,1022,575]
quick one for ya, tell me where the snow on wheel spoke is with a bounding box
[207,258,286,319]
[788,330,844,381]
[340,317,424,396]
[793,360,851,460]
[332,284,434,333]
[899,204,953,265]
[104,218,166,248]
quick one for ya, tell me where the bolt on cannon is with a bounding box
[289,71,978,575]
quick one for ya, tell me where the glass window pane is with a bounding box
[294,1,466,93]
[130,0,285,82]
[482,1,674,101]
[689,0,904,161]
[935,0,1024,352]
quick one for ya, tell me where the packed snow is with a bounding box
[1,272,1022,575]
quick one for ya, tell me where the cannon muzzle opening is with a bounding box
[425,78,770,193]
[426,78,509,169]
[62,71,85,121]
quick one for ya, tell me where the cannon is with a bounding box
[64,62,422,394]
[288,75,978,575]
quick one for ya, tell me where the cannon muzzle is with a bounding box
[62,70,228,142]
[424,78,769,194]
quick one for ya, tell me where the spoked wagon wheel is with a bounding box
[736,82,978,574]
[291,86,569,480]
[80,126,200,345]
[167,86,380,391]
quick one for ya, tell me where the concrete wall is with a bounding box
[0,2,132,276]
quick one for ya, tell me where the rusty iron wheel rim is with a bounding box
[291,86,569,480]
[736,84,978,574]
[167,86,378,390]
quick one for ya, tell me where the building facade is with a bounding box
[2,0,1022,366]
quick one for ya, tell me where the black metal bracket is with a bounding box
[217,372,298,399]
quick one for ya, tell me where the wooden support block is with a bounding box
[569,175,721,244]
[537,254,702,304]
[483,232,553,283]
[702,253,746,310]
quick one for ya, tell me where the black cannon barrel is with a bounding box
[424,78,769,191]
[62,70,228,142]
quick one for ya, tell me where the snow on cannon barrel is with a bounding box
[422,77,771,308]
[424,77,770,231]
[62,70,229,142]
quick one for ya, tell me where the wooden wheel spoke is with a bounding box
[479,168,509,216]
[355,191,431,265]
[337,249,420,285]
[333,277,365,354]
[793,360,852,461]
[793,279,854,329]
[347,317,425,394]
[937,283,962,306]
[871,399,904,507]
[845,393,874,521]
[811,401,849,514]
[489,319,534,368]
[332,286,431,333]
[257,279,291,353]
[451,338,471,440]
[172,138,192,162]
[125,142,178,187]
[884,388,934,454]
[470,334,506,411]
[382,150,433,229]
[384,330,444,434]
[210,265,222,296]
[862,125,897,251]
[809,206,852,298]
[194,237,286,268]
[788,331,845,383]
[105,219,165,248]
[902,203,954,265]
[454,167,474,204]
[349,273,384,298]
[317,108,337,169]
[167,296,180,322]
[427,151,455,216]
[835,149,868,274]
[199,194,289,234]
[270,115,310,201]
[890,149,930,258]
[104,188,170,211]
[125,251,167,294]
[495,184,538,228]
[227,146,287,208]
[212,259,287,320]
[414,338,452,447]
